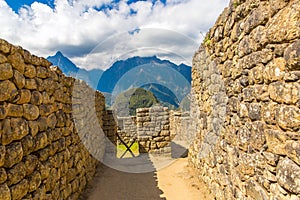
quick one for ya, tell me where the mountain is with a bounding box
[112,88,158,116]
[98,56,191,93]
[141,83,179,109]
[97,56,191,109]
[47,53,191,110]
[47,52,103,89]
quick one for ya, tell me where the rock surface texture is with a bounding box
[189,0,300,199]
[0,39,111,200]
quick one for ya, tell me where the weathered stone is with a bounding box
[7,162,26,186]
[263,58,286,83]
[277,158,300,194]
[24,155,39,176]
[4,142,23,168]
[245,179,269,200]
[0,168,7,184]
[31,91,43,105]
[28,171,41,192]
[266,1,300,43]
[37,117,48,132]
[39,104,53,116]
[36,66,49,78]
[7,52,25,73]
[0,80,18,101]
[0,63,13,80]
[0,39,11,53]
[12,70,25,89]
[10,118,29,141]
[0,103,8,119]
[1,119,13,145]
[284,40,300,70]
[0,146,5,168]
[15,89,31,104]
[35,77,44,92]
[263,152,279,166]
[285,140,300,165]
[28,121,39,137]
[248,103,261,120]
[7,104,23,117]
[34,132,48,151]
[269,82,300,104]
[24,64,36,78]
[23,104,39,120]
[47,113,57,129]
[0,183,11,200]
[10,179,28,200]
[24,78,37,90]
[21,135,35,157]
[277,105,300,131]
[265,129,287,155]
[0,54,7,64]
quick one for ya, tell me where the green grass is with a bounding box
[117,141,139,158]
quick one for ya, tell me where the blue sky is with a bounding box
[0,0,229,70]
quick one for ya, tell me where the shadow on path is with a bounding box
[80,154,166,200]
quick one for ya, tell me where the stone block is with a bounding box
[10,118,29,141]
[0,63,13,80]
[277,157,300,194]
[277,105,300,131]
[7,162,26,186]
[24,64,36,78]
[0,104,8,120]
[0,80,18,101]
[4,142,23,168]
[23,104,39,120]
[0,183,11,200]
[12,70,25,89]
[0,168,7,184]
[7,52,25,73]
[16,89,31,104]
[10,179,28,200]
[28,171,41,193]
[284,40,300,70]
[31,91,43,105]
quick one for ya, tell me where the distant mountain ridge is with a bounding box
[47,52,191,110]
[97,56,191,93]
[47,52,103,89]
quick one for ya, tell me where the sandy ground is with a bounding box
[80,157,213,200]
[157,158,213,200]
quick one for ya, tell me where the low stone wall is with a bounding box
[115,105,171,155]
[137,106,171,154]
[189,0,300,199]
[0,39,106,200]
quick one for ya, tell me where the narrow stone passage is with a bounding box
[80,157,212,200]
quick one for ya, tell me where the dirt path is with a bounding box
[80,157,212,200]
[157,158,213,200]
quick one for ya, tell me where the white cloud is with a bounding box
[0,0,229,70]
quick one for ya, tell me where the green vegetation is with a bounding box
[117,142,139,158]
[113,88,158,116]
[233,0,241,8]
[204,34,211,46]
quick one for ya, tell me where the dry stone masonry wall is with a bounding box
[189,0,300,199]
[0,39,107,200]
[116,105,172,155]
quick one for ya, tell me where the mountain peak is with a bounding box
[54,51,64,57]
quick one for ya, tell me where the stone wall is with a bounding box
[0,39,107,200]
[115,105,171,155]
[189,0,300,199]
[169,111,191,142]
[137,106,171,154]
